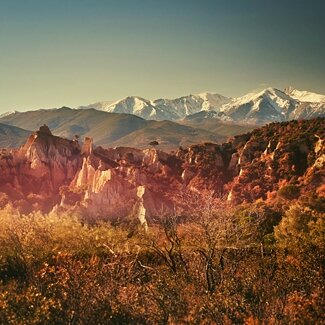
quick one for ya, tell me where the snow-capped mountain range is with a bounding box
[80,87,325,124]
[80,93,230,121]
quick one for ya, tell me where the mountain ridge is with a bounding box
[79,87,325,123]
[0,107,229,150]
[0,123,32,148]
[0,86,324,149]
[81,92,230,121]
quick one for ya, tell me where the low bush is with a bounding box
[0,196,323,324]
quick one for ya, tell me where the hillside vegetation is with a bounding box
[0,193,324,324]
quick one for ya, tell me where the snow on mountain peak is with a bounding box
[78,87,324,124]
[222,88,294,109]
[195,92,230,110]
[219,87,299,124]
[285,87,325,103]
[0,110,18,118]
[102,96,159,118]
[80,92,231,120]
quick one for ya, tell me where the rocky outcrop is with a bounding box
[0,125,82,211]
[0,118,324,217]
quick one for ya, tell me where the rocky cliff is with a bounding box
[0,119,324,220]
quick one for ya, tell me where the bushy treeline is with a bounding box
[0,193,324,324]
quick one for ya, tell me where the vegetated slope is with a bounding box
[0,118,323,216]
[0,107,226,149]
[0,123,32,147]
[0,107,147,141]
[226,117,325,203]
[109,120,225,150]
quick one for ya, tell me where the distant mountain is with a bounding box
[183,110,221,121]
[1,87,324,149]
[108,119,224,149]
[180,112,256,138]
[284,87,325,121]
[152,92,230,120]
[0,123,31,147]
[290,101,325,120]
[80,87,325,124]
[0,110,18,118]
[0,107,226,150]
[0,107,148,143]
[285,86,325,103]
[220,88,298,124]
[78,100,114,110]
[222,87,325,124]
[81,92,230,120]
[87,96,162,120]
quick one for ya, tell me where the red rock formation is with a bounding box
[0,118,323,217]
[0,125,82,212]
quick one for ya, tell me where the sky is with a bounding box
[0,0,325,112]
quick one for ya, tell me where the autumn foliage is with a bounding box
[0,192,324,324]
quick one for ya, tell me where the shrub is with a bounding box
[277,185,300,200]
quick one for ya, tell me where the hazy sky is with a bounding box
[1,0,325,112]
